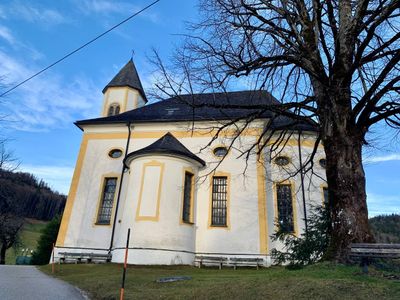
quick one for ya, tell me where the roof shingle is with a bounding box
[124,132,205,166]
[102,59,147,102]
[76,90,316,131]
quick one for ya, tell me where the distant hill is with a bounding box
[370,214,400,243]
[0,169,66,221]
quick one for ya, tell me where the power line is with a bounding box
[0,0,161,97]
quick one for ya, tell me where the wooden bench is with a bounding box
[59,252,112,264]
[195,256,228,269]
[230,257,264,270]
[350,243,400,273]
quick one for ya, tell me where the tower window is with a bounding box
[108,104,121,116]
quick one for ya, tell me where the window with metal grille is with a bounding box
[96,177,117,224]
[276,184,294,233]
[211,176,228,226]
[182,172,194,223]
[323,187,329,206]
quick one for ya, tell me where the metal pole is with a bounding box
[120,228,131,300]
[110,122,132,251]
[297,131,308,234]
[52,243,55,274]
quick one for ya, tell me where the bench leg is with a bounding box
[256,264,259,270]
[361,258,369,274]
[234,264,237,270]
[219,262,222,270]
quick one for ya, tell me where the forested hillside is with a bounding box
[0,169,66,220]
[370,214,400,243]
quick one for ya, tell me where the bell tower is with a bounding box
[101,59,147,117]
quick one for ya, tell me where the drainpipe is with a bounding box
[297,130,308,234]
[109,122,132,252]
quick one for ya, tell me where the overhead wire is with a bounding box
[0,0,161,97]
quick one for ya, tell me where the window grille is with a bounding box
[323,187,329,206]
[96,177,117,224]
[276,184,294,233]
[182,172,194,223]
[211,176,228,226]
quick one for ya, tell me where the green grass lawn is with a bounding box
[40,262,400,300]
[5,218,48,264]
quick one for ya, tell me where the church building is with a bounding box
[54,59,327,266]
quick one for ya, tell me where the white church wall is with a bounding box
[113,155,198,264]
[266,133,327,254]
[61,137,127,250]
[56,120,326,265]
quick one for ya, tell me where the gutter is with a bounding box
[297,131,308,234]
[109,122,132,252]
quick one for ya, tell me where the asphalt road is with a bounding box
[0,265,86,300]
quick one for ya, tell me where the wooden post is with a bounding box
[120,228,131,300]
[51,243,55,274]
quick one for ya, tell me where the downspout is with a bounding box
[109,122,132,252]
[297,130,308,234]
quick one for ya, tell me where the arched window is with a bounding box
[107,103,121,116]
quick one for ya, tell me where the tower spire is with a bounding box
[102,59,147,102]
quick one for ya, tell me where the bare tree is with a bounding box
[152,0,400,261]
[0,143,23,264]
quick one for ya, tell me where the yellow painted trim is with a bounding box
[102,90,110,117]
[208,171,231,230]
[179,167,195,226]
[257,151,268,254]
[272,180,299,236]
[320,184,329,206]
[135,160,165,222]
[268,139,323,148]
[107,147,124,160]
[79,131,322,147]
[122,88,128,112]
[211,144,230,159]
[80,129,262,141]
[93,173,120,226]
[56,134,89,246]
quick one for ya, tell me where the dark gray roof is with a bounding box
[124,132,205,166]
[76,90,317,131]
[102,59,147,102]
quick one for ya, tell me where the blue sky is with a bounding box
[0,0,398,217]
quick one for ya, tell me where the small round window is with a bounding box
[108,149,123,159]
[213,147,228,157]
[275,156,290,166]
[319,158,327,168]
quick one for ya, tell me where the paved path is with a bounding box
[0,265,86,300]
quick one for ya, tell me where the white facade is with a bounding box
[54,63,327,266]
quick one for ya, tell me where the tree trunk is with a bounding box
[0,243,6,265]
[323,133,374,262]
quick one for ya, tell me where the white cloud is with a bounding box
[74,0,160,23]
[20,164,74,194]
[0,1,69,26]
[0,25,16,45]
[0,25,43,60]
[367,192,400,217]
[364,153,400,163]
[0,50,102,132]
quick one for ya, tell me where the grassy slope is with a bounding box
[5,218,48,264]
[40,263,400,300]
